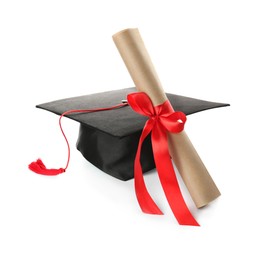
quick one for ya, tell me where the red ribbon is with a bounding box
[127,92,199,226]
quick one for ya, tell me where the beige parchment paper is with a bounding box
[113,28,220,208]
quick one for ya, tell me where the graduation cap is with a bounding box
[29,87,229,181]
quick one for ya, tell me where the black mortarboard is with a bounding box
[32,87,229,181]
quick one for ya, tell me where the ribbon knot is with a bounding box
[127,92,199,226]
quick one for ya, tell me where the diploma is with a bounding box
[113,28,220,208]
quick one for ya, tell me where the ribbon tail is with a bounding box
[134,120,163,215]
[152,125,199,226]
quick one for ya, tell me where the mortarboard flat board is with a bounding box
[36,87,229,181]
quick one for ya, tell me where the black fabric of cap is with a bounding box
[36,87,229,180]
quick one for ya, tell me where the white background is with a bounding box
[1,0,266,259]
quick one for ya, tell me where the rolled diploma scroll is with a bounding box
[113,28,220,208]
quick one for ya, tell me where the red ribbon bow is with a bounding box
[127,92,199,226]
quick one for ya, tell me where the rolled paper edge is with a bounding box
[113,28,167,106]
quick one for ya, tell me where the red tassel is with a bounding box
[28,159,65,176]
[29,103,128,176]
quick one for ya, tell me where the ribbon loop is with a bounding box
[127,92,199,226]
[159,111,187,133]
[127,92,155,117]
